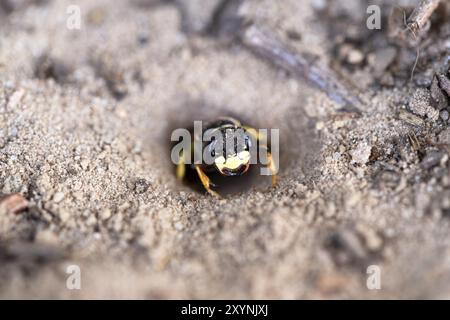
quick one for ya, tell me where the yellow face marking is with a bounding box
[215,151,251,172]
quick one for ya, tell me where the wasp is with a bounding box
[176,117,278,197]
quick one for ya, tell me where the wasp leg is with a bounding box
[176,150,186,180]
[244,126,278,187]
[266,151,278,187]
[195,165,222,198]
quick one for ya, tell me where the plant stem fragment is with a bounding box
[407,0,441,36]
[240,24,363,112]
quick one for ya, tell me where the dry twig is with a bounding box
[406,0,441,36]
[240,25,363,112]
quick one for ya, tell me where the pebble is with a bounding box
[311,0,327,11]
[9,126,18,137]
[347,49,364,65]
[438,128,450,144]
[53,192,65,203]
[409,88,433,118]
[100,208,112,220]
[175,0,222,34]
[350,141,372,165]
[86,214,97,226]
[93,232,102,240]
[409,88,437,120]
[440,110,449,122]
[174,221,184,231]
[437,74,450,96]
[35,229,59,244]
[59,210,70,222]
[431,76,448,110]
[421,151,445,170]
[0,193,28,214]
[372,47,397,77]
[316,121,325,130]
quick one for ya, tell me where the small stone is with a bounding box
[379,72,394,86]
[112,213,124,232]
[441,154,449,167]
[86,215,97,226]
[115,107,128,119]
[59,210,71,222]
[316,121,325,130]
[438,128,450,144]
[0,193,28,214]
[174,221,184,231]
[347,49,364,65]
[440,110,449,122]
[52,192,65,203]
[437,74,450,96]
[7,90,24,109]
[100,208,112,220]
[372,47,397,77]
[9,126,18,137]
[201,213,209,221]
[131,141,142,154]
[311,0,327,11]
[35,229,59,244]
[350,141,372,165]
[431,75,448,110]
[176,0,223,34]
[421,151,445,170]
[409,88,437,120]
[333,120,345,129]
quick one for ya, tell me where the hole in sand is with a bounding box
[168,115,271,196]
[165,100,321,197]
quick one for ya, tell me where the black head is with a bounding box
[206,126,253,176]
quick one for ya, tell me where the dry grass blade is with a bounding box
[240,24,363,112]
[407,0,441,36]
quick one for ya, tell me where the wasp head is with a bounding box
[207,127,253,176]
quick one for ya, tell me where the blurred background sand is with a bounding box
[1,0,450,298]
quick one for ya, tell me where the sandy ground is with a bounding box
[1,0,450,299]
